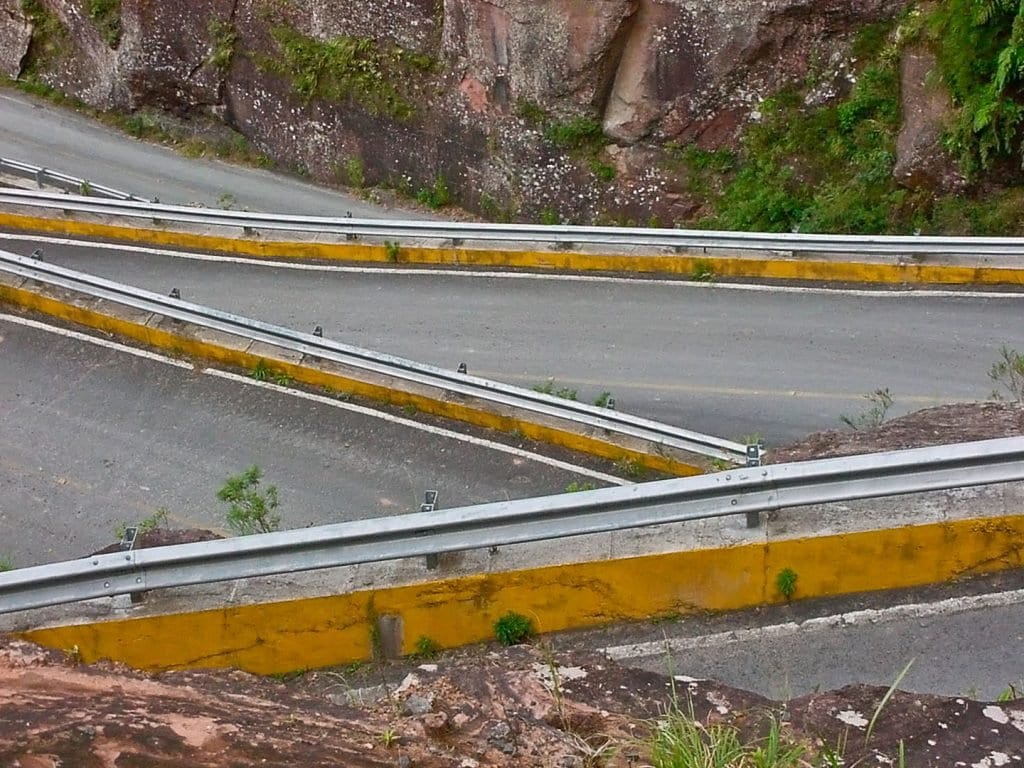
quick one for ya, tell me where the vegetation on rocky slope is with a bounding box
[681,2,1024,235]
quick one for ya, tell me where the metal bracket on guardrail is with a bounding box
[421,490,440,569]
[117,526,147,604]
[313,325,323,338]
[345,212,357,241]
[168,287,180,299]
[119,526,138,552]
[457,362,467,374]
[745,442,765,528]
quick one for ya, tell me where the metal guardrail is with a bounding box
[3,187,1024,255]
[0,158,148,202]
[0,249,747,462]
[1,437,1022,614]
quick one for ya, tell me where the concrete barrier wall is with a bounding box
[11,484,1024,675]
[2,210,1023,285]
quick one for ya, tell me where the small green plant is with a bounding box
[411,635,442,659]
[272,371,293,386]
[270,667,308,682]
[565,481,597,493]
[690,259,716,282]
[988,346,1024,402]
[589,159,616,182]
[114,508,170,541]
[647,701,810,768]
[139,507,169,534]
[79,180,92,196]
[384,240,401,262]
[403,403,418,416]
[250,359,271,381]
[866,658,915,743]
[996,683,1021,701]
[207,19,237,70]
[538,208,561,225]
[85,0,121,48]
[840,387,894,430]
[493,611,534,646]
[344,156,366,188]
[615,456,646,481]
[593,391,612,408]
[0,555,13,572]
[533,379,578,401]
[217,465,281,535]
[416,175,451,209]
[775,567,798,602]
[217,192,236,209]
[515,98,548,125]
[544,117,606,152]
[378,727,400,748]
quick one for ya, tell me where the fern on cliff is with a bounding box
[931,0,1024,173]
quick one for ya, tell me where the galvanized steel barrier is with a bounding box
[0,249,747,464]
[1,437,1022,614]
[0,158,148,202]
[4,187,1024,255]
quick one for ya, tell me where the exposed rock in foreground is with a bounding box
[772,402,1024,463]
[1,637,1021,767]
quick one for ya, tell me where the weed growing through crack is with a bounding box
[775,567,798,602]
[493,611,534,646]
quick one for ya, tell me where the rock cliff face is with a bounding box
[3,0,924,224]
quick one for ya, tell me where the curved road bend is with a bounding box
[4,237,1021,445]
[0,314,613,566]
[0,90,415,217]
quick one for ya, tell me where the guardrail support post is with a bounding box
[345,212,357,242]
[745,443,765,528]
[118,526,147,604]
[421,490,440,569]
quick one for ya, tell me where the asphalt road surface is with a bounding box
[0,314,605,565]
[590,577,1024,701]
[0,90,411,216]
[5,235,1021,446]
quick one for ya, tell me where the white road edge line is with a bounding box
[5,233,1023,299]
[601,587,1024,660]
[0,311,195,369]
[0,311,626,485]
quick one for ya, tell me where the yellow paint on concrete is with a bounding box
[19,514,1024,674]
[0,282,703,476]
[2,211,1023,285]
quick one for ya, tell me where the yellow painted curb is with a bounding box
[2,211,1023,285]
[19,514,1024,674]
[0,282,703,476]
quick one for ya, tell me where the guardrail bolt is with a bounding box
[457,362,467,374]
[313,325,323,337]
[169,287,181,299]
